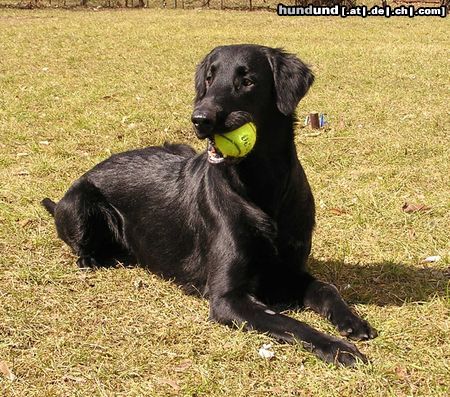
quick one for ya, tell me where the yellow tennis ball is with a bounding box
[214,122,257,158]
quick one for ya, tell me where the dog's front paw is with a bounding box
[312,337,368,367]
[335,313,378,341]
[76,255,99,269]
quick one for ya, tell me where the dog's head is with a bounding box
[192,44,314,163]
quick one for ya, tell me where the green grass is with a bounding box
[1,8,449,397]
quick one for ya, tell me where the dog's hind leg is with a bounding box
[52,179,128,268]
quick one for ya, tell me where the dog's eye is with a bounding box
[206,75,213,86]
[242,78,254,87]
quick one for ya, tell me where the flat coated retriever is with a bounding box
[42,44,377,366]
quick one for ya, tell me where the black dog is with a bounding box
[42,44,377,366]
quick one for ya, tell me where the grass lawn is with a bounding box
[0,8,449,397]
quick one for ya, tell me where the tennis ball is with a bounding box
[214,122,257,158]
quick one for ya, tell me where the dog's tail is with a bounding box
[41,198,57,216]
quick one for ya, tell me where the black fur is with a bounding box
[43,44,377,366]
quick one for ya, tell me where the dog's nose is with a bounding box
[191,110,215,139]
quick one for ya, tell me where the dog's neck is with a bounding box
[234,113,298,217]
[255,112,296,156]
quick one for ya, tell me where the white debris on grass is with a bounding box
[258,343,275,359]
[423,255,441,263]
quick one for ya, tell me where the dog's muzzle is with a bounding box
[191,111,215,139]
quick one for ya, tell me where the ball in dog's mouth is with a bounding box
[206,122,257,165]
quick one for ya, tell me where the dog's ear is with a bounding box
[195,46,226,101]
[194,56,208,102]
[264,48,314,116]
[194,47,220,102]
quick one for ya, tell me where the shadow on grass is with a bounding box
[309,258,449,307]
[93,256,448,307]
